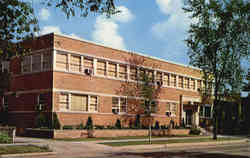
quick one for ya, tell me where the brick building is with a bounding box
[0,33,213,132]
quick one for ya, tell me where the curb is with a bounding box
[0,152,57,158]
[117,139,248,151]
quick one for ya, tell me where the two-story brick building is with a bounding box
[0,33,213,133]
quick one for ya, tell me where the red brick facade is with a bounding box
[1,33,203,133]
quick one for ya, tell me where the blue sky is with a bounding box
[30,0,249,71]
[30,0,195,66]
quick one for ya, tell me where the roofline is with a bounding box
[42,32,201,71]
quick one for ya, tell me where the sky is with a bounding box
[27,0,197,66]
[29,0,249,71]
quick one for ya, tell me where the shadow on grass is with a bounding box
[110,151,249,158]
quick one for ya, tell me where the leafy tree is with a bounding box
[119,54,162,144]
[85,116,93,130]
[184,0,249,139]
[115,119,122,129]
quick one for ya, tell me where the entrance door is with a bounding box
[186,110,193,126]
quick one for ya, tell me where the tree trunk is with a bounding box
[213,99,218,139]
[149,118,152,144]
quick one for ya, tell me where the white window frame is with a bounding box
[112,97,127,114]
[166,102,177,117]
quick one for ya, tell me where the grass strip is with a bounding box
[54,135,200,142]
[0,145,52,155]
[100,137,242,147]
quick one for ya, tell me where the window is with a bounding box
[205,106,211,118]
[184,77,189,89]
[163,73,170,86]
[70,55,81,72]
[170,74,177,87]
[143,100,157,114]
[32,55,41,72]
[43,53,52,70]
[199,106,204,116]
[108,62,116,77]
[197,80,202,90]
[22,56,31,72]
[97,60,106,76]
[2,96,8,109]
[83,58,93,69]
[56,53,68,71]
[112,97,127,114]
[166,102,177,117]
[59,93,69,111]
[119,64,127,79]
[178,76,184,88]
[146,70,154,82]
[0,61,9,73]
[190,79,195,90]
[130,66,137,80]
[37,94,47,105]
[89,96,98,112]
[156,72,162,82]
[71,94,88,111]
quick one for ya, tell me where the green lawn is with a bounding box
[100,137,243,147]
[0,145,52,155]
[54,135,200,142]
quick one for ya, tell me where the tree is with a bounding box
[184,0,250,139]
[119,54,161,144]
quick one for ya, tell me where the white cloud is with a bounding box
[92,6,134,50]
[152,0,196,38]
[69,33,83,40]
[40,26,61,35]
[39,8,50,21]
[112,6,134,23]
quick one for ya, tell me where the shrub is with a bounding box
[107,125,116,129]
[86,117,93,130]
[134,114,141,129]
[160,125,168,129]
[0,131,12,144]
[190,128,201,135]
[95,125,105,129]
[76,123,85,130]
[63,125,73,130]
[154,121,160,129]
[34,113,48,128]
[115,119,122,129]
[51,113,61,129]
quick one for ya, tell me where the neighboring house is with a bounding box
[0,33,212,133]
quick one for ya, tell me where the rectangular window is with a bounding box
[108,62,116,77]
[163,73,170,86]
[59,93,69,111]
[56,53,68,71]
[130,67,137,80]
[178,76,184,88]
[83,58,93,69]
[70,55,81,72]
[43,53,52,70]
[112,97,127,114]
[156,72,162,82]
[0,61,9,73]
[119,65,127,79]
[32,55,41,72]
[190,79,195,90]
[71,94,88,112]
[22,56,31,73]
[146,70,154,82]
[166,102,177,116]
[97,60,106,76]
[89,96,98,112]
[139,68,145,80]
[205,106,211,118]
[184,77,189,89]
[170,74,177,87]
[197,80,202,90]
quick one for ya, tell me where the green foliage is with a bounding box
[0,131,12,144]
[134,114,141,129]
[85,116,93,130]
[154,121,160,129]
[115,119,122,129]
[51,113,61,129]
[34,113,48,128]
[95,125,105,130]
[63,125,73,130]
[189,128,201,135]
[184,0,249,139]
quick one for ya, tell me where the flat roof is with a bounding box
[46,32,201,71]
